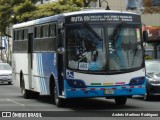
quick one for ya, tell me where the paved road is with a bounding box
[0,83,160,120]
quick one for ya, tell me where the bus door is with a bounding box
[28,33,34,89]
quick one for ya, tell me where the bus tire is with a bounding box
[54,84,65,107]
[20,74,31,99]
[114,96,127,105]
[50,78,65,107]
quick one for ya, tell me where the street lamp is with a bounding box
[99,0,110,10]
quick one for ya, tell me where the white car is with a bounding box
[0,62,12,85]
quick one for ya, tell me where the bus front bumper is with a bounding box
[64,85,146,98]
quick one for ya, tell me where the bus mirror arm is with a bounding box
[57,47,65,54]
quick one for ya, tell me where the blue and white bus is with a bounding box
[12,9,147,107]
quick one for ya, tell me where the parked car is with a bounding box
[0,62,12,85]
[144,60,160,100]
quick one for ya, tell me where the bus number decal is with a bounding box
[79,62,88,70]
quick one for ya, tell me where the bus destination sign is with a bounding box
[66,14,140,23]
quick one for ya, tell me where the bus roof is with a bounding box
[13,9,139,29]
[63,9,138,16]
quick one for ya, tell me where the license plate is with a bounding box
[1,77,8,80]
[104,89,114,94]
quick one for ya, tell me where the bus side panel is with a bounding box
[12,53,29,89]
[32,52,58,95]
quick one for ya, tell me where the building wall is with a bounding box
[141,14,160,26]
[98,0,160,26]
[105,0,126,11]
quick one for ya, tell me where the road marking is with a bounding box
[6,99,25,107]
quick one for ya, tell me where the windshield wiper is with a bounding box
[112,22,127,48]
[83,22,103,41]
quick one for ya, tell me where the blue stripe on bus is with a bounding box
[39,53,44,93]
[40,53,47,94]
[37,53,42,93]
[36,52,58,95]
[37,53,45,94]
[41,52,58,94]
[37,53,43,92]
[39,53,43,93]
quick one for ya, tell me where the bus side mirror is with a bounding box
[143,30,148,42]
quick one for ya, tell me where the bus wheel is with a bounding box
[114,97,127,105]
[20,75,31,99]
[53,84,65,107]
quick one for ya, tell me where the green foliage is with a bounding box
[16,0,83,21]
[0,0,96,36]
[145,55,152,60]
[0,0,37,35]
[59,0,83,7]
[13,0,37,22]
[143,0,160,14]
[14,1,35,14]
[0,0,13,36]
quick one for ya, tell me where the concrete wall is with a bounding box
[141,14,160,26]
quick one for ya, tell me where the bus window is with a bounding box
[50,24,56,37]
[108,23,143,71]
[13,31,18,52]
[35,26,41,38]
[66,23,107,71]
[42,25,49,37]
[18,30,23,40]
[24,29,28,40]
[14,31,18,40]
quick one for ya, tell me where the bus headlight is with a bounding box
[67,79,86,88]
[129,77,145,85]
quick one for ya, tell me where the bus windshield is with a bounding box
[66,22,143,73]
[108,23,143,71]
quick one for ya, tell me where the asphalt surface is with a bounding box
[0,82,160,120]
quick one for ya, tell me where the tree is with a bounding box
[58,0,97,7]
[0,0,38,36]
[13,0,37,22]
[30,1,81,20]
[143,0,160,14]
[0,0,13,36]
[0,0,97,35]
